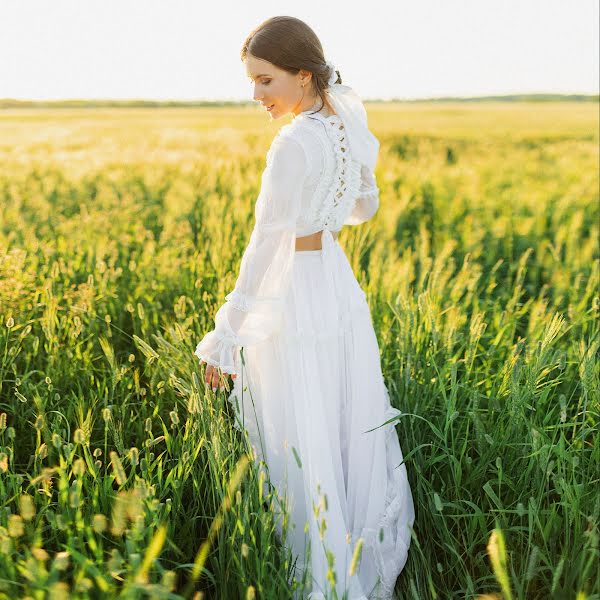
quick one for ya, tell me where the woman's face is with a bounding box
[245,54,313,119]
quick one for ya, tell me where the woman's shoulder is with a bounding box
[269,115,327,163]
[276,114,322,143]
[265,117,316,166]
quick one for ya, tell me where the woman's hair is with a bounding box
[240,16,341,116]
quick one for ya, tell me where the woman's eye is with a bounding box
[262,80,271,86]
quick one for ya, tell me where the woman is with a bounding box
[195,16,415,600]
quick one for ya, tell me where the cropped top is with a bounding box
[194,106,381,375]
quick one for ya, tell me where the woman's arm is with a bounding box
[344,164,380,225]
[195,134,307,382]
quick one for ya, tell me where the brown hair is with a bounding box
[240,16,342,116]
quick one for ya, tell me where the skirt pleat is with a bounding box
[228,241,414,600]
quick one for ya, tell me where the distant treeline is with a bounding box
[0,93,598,109]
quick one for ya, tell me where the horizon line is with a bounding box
[1,91,599,105]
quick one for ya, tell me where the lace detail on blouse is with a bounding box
[303,114,362,231]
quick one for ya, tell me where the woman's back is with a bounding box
[261,109,380,239]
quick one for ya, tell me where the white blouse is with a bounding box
[194,109,380,374]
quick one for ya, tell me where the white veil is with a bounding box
[325,83,380,172]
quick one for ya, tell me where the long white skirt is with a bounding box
[227,235,415,600]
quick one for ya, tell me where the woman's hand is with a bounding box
[199,359,236,392]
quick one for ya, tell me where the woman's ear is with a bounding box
[298,69,312,87]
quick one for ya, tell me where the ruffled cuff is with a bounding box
[194,329,238,375]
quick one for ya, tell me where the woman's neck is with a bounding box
[300,97,336,118]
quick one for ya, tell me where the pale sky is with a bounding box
[0,0,598,101]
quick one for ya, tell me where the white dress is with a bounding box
[195,105,415,600]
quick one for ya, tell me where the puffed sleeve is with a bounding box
[344,164,380,225]
[194,134,307,375]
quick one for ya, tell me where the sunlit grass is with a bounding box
[0,101,598,599]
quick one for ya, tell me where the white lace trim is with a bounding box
[299,113,363,231]
[194,330,237,375]
[319,115,362,230]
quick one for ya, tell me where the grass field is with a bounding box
[0,101,598,599]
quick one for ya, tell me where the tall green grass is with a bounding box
[0,102,598,599]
